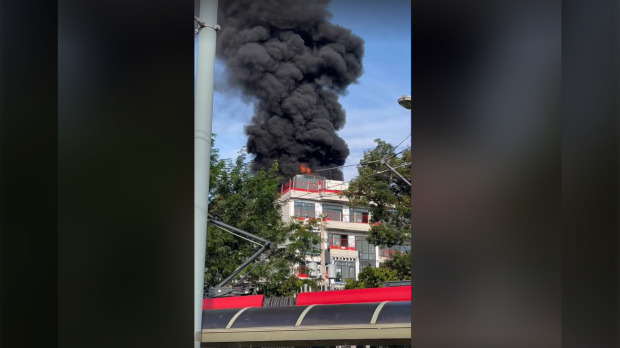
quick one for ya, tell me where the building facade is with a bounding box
[279,174,407,290]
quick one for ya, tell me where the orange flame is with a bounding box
[300,164,311,174]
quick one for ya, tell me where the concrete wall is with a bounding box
[282,201,292,221]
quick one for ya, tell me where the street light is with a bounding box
[398,95,411,110]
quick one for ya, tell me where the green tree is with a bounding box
[262,275,317,297]
[205,144,320,297]
[343,252,410,290]
[342,139,411,248]
[381,252,411,281]
[344,278,365,290]
[344,266,398,290]
[345,253,411,290]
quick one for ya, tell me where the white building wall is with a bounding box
[348,235,356,249]
[282,201,292,221]
[342,206,350,222]
[280,176,376,283]
[315,202,322,217]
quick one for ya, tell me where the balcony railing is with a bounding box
[380,246,411,258]
[323,211,342,221]
[279,176,350,197]
[329,239,356,251]
[296,266,309,278]
[349,213,369,223]
[322,214,370,224]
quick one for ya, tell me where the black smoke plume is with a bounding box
[216,0,364,181]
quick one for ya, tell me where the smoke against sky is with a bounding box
[215,0,365,181]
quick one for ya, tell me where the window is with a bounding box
[329,234,349,248]
[294,202,315,218]
[360,260,374,271]
[356,236,376,272]
[334,260,356,280]
[349,208,369,223]
[323,204,343,221]
[381,245,411,258]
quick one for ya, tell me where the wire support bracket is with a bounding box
[195,16,221,34]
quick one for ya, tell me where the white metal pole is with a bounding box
[195,0,218,346]
[320,217,326,289]
[380,158,411,186]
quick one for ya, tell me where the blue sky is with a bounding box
[196,0,411,181]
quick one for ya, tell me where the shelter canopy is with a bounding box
[200,301,411,347]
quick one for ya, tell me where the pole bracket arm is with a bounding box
[195,16,221,34]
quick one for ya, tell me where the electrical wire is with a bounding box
[393,146,411,157]
[283,138,411,202]
[376,162,411,174]
[312,159,381,173]
[392,133,411,153]
[285,161,410,202]
[310,164,411,199]
[300,137,409,175]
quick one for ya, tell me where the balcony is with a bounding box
[278,176,349,202]
[328,238,358,258]
[296,266,309,278]
[324,218,370,232]
[329,238,355,251]
[329,247,358,258]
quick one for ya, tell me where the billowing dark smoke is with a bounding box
[216,0,364,181]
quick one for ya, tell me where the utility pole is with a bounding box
[194,0,219,347]
[319,215,326,290]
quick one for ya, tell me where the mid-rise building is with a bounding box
[279,174,408,289]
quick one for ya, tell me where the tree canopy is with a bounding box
[344,252,411,289]
[382,251,411,281]
[205,136,320,297]
[342,138,411,248]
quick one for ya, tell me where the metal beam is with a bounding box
[207,218,271,245]
[380,158,411,186]
[195,0,219,346]
[215,244,270,288]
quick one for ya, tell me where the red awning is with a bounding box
[296,286,411,306]
[203,294,263,310]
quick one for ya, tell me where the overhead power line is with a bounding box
[382,146,411,163]
[319,165,411,198]
[393,146,411,157]
[312,159,381,173]
[311,135,409,174]
[376,162,411,174]
[287,136,412,201]
[392,133,411,153]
